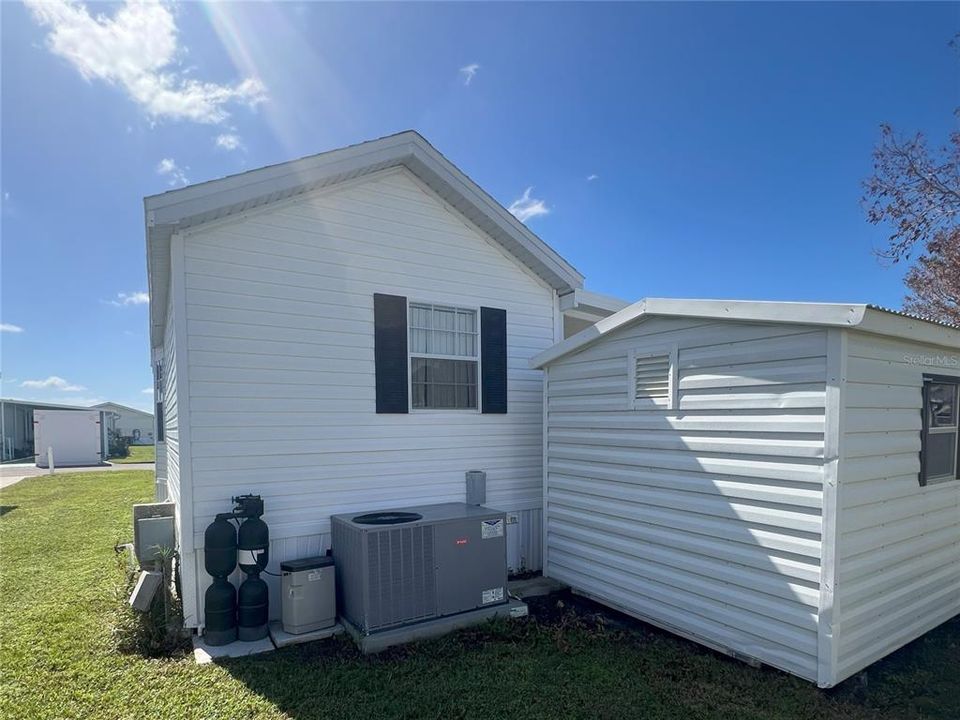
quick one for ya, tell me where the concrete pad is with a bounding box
[269,620,343,648]
[508,574,567,599]
[342,597,529,654]
[192,634,275,664]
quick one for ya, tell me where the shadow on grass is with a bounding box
[217,591,960,720]
[0,505,18,517]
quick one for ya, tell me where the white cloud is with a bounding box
[215,133,243,151]
[459,63,480,86]
[156,158,189,186]
[0,323,24,333]
[508,187,550,223]
[587,174,599,182]
[141,387,154,395]
[25,0,267,124]
[21,376,86,392]
[106,291,150,307]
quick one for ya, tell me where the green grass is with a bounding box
[110,445,155,464]
[1,471,957,720]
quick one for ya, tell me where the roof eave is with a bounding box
[146,131,583,347]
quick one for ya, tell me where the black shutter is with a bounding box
[374,293,409,413]
[481,306,507,414]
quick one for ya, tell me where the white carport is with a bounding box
[533,298,960,687]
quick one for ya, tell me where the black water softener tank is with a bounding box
[203,515,238,645]
[236,496,269,641]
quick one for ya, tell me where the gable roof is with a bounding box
[531,298,960,368]
[92,402,153,417]
[144,130,584,346]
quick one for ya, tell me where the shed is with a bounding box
[532,298,960,687]
[34,409,107,467]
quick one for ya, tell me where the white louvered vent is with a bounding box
[629,346,677,409]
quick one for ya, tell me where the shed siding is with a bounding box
[544,318,828,681]
[182,168,555,623]
[833,332,960,684]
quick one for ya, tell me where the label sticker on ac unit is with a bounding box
[481,518,504,539]
[482,587,504,604]
[307,570,324,582]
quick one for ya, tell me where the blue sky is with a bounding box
[1,1,957,412]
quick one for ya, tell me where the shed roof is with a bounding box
[144,130,584,346]
[531,298,960,368]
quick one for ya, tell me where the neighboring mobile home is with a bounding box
[532,298,960,688]
[144,131,622,629]
[95,402,155,445]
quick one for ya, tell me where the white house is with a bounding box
[532,298,960,687]
[95,402,154,445]
[144,131,622,630]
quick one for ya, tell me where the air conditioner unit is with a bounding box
[331,502,507,635]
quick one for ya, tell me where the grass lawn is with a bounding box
[109,445,155,464]
[1,471,958,720]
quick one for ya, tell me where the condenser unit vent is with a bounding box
[332,503,507,635]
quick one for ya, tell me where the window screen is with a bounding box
[409,303,478,410]
[921,375,959,485]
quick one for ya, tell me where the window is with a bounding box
[921,374,959,485]
[628,345,678,410]
[154,360,164,443]
[409,303,478,409]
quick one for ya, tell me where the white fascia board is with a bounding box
[532,299,868,368]
[559,288,630,319]
[858,308,960,348]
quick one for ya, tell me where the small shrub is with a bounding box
[108,430,131,460]
[111,547,189,658]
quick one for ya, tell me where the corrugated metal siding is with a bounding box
[544,318,828,681]
[181,169,553,625]
[833,332,960,684]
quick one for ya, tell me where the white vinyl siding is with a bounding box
[180,168,556,623]
[543,317,828,682]
[160,292,180,527]
[832,332,960,685]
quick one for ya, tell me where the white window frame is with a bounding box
[407,299,481,413]
[627,344,678,410]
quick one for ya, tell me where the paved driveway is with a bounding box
[0,462,154,489]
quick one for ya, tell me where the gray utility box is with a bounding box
[281,556,336,635]
[331,503,508,635]
[135,513,176,565]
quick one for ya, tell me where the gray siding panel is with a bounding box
[833,332,960,684]
[544,318,828,682]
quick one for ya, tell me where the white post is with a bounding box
[47,446,55,475]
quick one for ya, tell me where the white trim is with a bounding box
[170,233,199,627]
[531,298,960,369]
[818,327,846,687]
[541,364,550,579]
[559,288,629,320]
[146,131,583,347]
[406,298,481,414]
